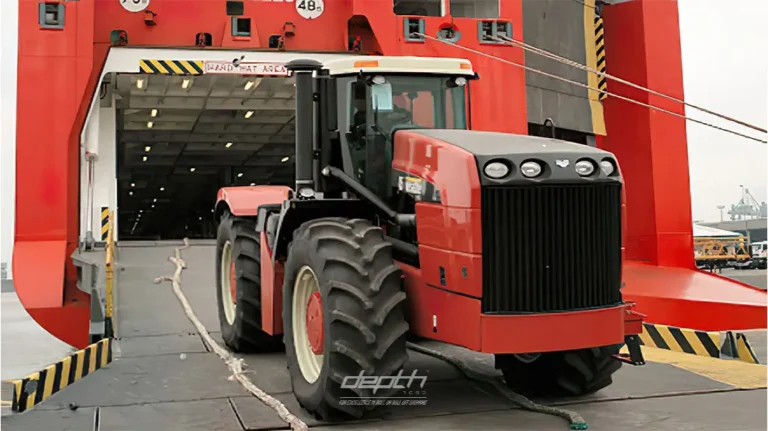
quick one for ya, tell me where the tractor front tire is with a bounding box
[283,218,410,421]
[497,345,622,398]
[215,212,282,353]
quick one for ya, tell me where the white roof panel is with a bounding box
[693,224,742,238]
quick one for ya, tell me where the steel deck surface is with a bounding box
[4,243,767,431]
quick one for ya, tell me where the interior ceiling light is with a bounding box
[142,156,148,162]
[199,216,203,221]
[250,183,255,186]
[147,121,153,128]
[159,187,165,191]
[244,111,254,119]
[150,109,158,117]
[244,81,255,90]
[129,191,133,196]
[153,198,157,203]
[136,79,144,89]
[144,145,151,152]
[281,156,290,163]
[139,209,143,213]
[225,142,233,148]
[190,167,196,172]
[237,172,243,177]
[182,79,191,89]
[151,204,155,208]
[130,183,135,187]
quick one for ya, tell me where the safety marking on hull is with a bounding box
[11,338,113,413]
[139,59,204,75]
[638,323,760,364]
[583,0,606,136]
[101,206,109,241]
[638,322,721,359]
[594,15,607,101]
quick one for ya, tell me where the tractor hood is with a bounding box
[408,129,621,187]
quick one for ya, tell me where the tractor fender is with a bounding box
[214,186,292,223]
[270,198,376,264]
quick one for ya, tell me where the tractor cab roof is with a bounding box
[322,55,475,77]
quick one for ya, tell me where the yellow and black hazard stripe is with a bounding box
[734,333,760,364]
[594,15,607,101]
[101,206,109,241]
[139,59,204,75]
[638,322,721,358]
[12,338,112,413]
[721,331,761,364]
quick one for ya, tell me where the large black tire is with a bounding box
[497,345,622,398]
[283,218,410,421]
[215,212,282,353]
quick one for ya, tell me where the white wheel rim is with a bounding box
[292,265,324,384]
[221,240,236,325]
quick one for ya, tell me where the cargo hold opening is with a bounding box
[114,72,296,240]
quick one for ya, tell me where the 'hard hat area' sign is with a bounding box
[203,61,289,76]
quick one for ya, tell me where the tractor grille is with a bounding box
[480,183,623,314]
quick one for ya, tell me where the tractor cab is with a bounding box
[288,56,476,202]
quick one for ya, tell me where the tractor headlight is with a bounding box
[600,159,616,176]
[520,161,543,178]
[575,159,596,176]
[484,161,509,179]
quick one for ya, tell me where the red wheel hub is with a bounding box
[229,261,237,304]
[306,292,324,354]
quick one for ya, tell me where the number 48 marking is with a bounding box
[296,0,324,19]
[297,0,320,11]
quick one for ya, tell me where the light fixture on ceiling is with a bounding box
[190,167,196,172]
[145,145,151,152]
[244,81,255,90]
[225,142,233,148]
[150,109,158,117]
[159,187,165,191]
[139,209,143,213]
[142,156,148,162]
[237,172,243,178]
[281,156,290,163]
[244,111,254,119]
[136,79,144,89]
[147,121,153,128]
[130,183,135,187]
[250,183,255,186]
[153,198,157,202]
[151,204,155,208]
[129,191,134,196]
[182,79,191,89]
[199,216,203,221]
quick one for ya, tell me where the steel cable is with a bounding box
[415,33,767,144]
[493,34,766,134]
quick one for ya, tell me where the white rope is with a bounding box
[416,33,767,144]
[493,34,767,134]
[154,239,308,431]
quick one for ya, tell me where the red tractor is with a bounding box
[214,56,645,420]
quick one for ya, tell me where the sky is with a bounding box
[0,0,766,274]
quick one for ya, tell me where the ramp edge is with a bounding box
[637,322,762,364]
[9,338,113,413]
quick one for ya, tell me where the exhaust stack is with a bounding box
[286,59,323,196]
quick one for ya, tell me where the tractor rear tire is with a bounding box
[497,345,622,398]
[283,218,410,421]
[215,212,282,353]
